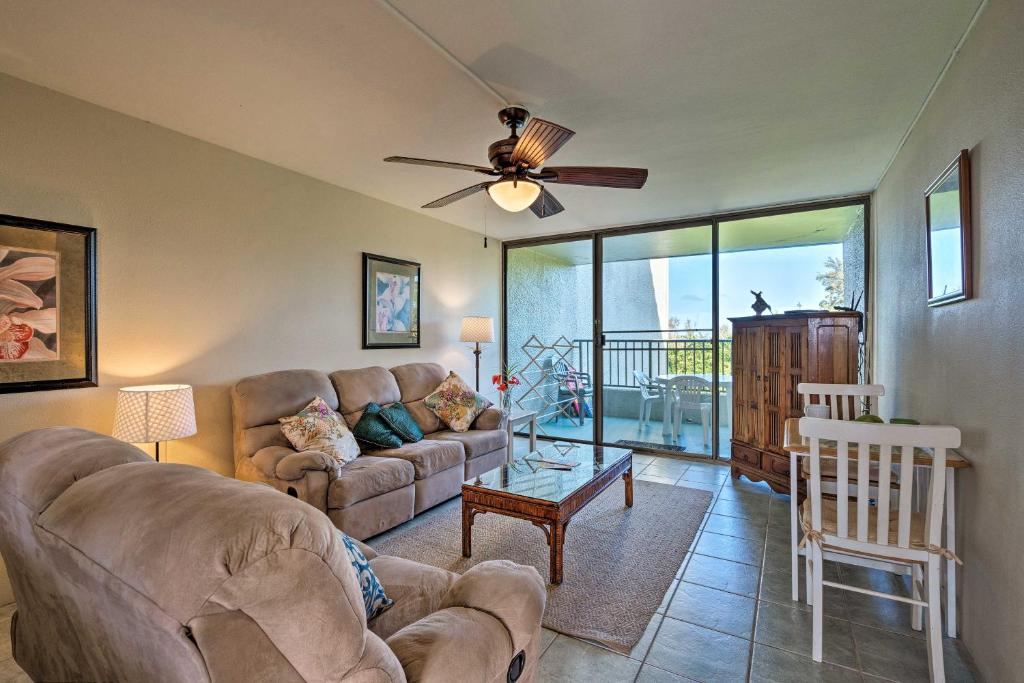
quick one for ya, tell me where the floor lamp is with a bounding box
[113,384,197,462]
[459,316,494,391]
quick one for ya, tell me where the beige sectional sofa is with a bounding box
[231,362,508,539]
[0,427,545,683]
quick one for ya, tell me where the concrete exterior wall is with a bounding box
[872,1,1023,678]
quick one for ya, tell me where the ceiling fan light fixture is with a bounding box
[487,178,541,212]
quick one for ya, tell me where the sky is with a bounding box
[668,243,844,331]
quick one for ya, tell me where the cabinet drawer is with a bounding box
[731,442,761,468]
[764,453,793,479]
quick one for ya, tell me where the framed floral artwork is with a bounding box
[362,253,420,349]
[0,214,96,393]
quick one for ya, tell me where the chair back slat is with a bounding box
[799,418,959,554]
[875,444,893,543]
[836,439,849,537]
[798,383,884,421]
[856,441,870,542]
[897,444,914,547]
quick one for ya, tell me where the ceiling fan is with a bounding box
[384,106,648,219]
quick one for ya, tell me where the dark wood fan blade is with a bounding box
[539,166,648,188]
[510,119,575,168]
[385,156,496,174]
[529,187,565,219]
[422,182,492,209]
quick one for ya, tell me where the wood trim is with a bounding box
[925,149,972,306]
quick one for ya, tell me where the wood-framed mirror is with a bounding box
[925,149,972,306]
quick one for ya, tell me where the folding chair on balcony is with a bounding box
[551,359,593,427]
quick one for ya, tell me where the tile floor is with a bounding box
[518,446,981,683]
[0,449,980,683]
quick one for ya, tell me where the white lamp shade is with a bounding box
[113,384,197,443]
[487,179,541,212]
[459,316,494,343]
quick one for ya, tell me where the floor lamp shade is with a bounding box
[113,384,197,444]
[459,316,494,344]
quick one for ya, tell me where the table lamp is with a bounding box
[459,316,494,391]
[113,384,197,462]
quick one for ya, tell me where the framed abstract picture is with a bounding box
[362,252,420,349]
[0,214,96,393]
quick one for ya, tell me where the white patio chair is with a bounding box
[632,370,664,428]
[661,375,711,445]
[800,417,961,681]
[789,383,886,601]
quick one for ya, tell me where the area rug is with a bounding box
[367,480,712,653]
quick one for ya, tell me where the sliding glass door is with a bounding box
[598,225,719,457]
[502,197,869,458]
[505,238,594,444]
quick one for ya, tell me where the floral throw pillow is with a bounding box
[279,397,360,465]
[423,371,492,433]
[337,529,393,620]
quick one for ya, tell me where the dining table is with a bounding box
[654,373,732,436]
[783,417,971,638]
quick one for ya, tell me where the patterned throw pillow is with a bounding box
[378,402,424,443]
[337,530,393,620]
[423,371,493,433]
[351,403,403,449]
[278,397,360,465]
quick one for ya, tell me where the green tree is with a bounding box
[816,256,845,310]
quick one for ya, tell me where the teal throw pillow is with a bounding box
[337,530,393,620]
[352,403,403,449]
[378,402,424,443]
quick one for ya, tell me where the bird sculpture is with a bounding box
[751,291,773,317]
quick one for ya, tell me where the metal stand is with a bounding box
[472,343,483,391]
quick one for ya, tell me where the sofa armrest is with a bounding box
[440,560,545,655]
[252,446,335,481]
[471,407,506,431]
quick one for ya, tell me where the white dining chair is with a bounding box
[790,383,886,602]
[661,375,712,445]
[633,370,664,428]
[800,417,961,681]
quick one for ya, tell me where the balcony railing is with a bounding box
[574,330,731,388]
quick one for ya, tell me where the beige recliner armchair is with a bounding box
[0,427,546,683]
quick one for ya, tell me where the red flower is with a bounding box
[491,374,502,385]
[508,376,520,386]
[497,382,508,392]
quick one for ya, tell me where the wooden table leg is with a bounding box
[549,521,565,584]
[623,466,634,507]
[462,503,474,558]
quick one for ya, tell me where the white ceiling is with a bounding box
[0,0,981,239]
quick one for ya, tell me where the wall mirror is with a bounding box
[925,149,972,306]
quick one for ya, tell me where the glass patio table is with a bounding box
[461,442,633,584]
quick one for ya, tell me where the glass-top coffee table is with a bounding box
[461,442,633,584]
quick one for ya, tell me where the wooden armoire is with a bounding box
[729,311,861,494]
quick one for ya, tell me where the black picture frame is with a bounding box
[362,252,421,349]
[0,214,97,393]
[925,149,972,307]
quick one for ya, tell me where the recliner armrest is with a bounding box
[472,407,507,431]
[440,560,545,654]
[252,446,335,481]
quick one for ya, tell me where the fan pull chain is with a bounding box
[483,191,489,248]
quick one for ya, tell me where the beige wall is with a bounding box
[0,74,501,604]
[872,0,1023,678]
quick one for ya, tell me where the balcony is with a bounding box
[509,331,733,458]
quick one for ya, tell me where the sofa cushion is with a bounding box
[330,367,402,427]
[368,555,457,640]
[424,372,493,433]
[279,397,360,465]
[337,529,394,620]
[426,429,507,459]
[378,402,424,443]
[328,456,415,509]
[366,440,465,479]
[391,362,447,402]
[351,403,403,449]
[232,370,338,430]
